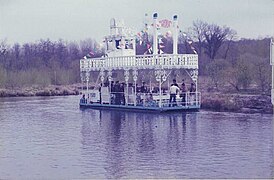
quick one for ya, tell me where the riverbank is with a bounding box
[0,85,80,97]
[202,92,273,114]
[0,85,272,114]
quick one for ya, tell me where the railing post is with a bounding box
[155,69,167,108]
[159,77,162,108]
[85,71,90,101]
[99,70,105,104]
[133,69,138,106]
[195,81,198,106]
[124,69,129,106]
[199,92,201,107]
[108,70,112,105]
[186,92,188,107]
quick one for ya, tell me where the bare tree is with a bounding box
[189,20,237,60]
[0,39,8,56]
[223,29,237,59]
[188,20,207,56]
[203,24,236,60]
[0,39,10,69]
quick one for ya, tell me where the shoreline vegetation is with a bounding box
[0,84,272,114]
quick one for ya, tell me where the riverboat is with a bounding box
[79,13,201,112]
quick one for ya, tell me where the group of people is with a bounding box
[99,79,196,107]
[169,79,196,107]
[110,81,125,105]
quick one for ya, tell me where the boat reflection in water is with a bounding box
[80,109,200,179]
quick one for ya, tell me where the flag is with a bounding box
[89,51,94,56]
[159,19,172,28]
[83,51,95,59]
[151,23,160,28]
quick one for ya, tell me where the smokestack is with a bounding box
[173,15,178,54]
[153,13,158,55]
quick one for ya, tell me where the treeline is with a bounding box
[0,20,272,95]
[0,38,103,88]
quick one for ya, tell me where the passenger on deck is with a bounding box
[136,84,141,93]
[110,81,115,104]
[147,93,153,101]
[140,82,148,93]
[189,82,196,105]
[104,79,109,87]
[169,82,180,107]
[99,83,102,104]
[110,81,114,91]
[120,83,125,105]
[146,93,156,107]
[171,79,179,87]
[181,79,187,106]
[190,83,196,94]
[114,81,120,105]
[81,94,87,104]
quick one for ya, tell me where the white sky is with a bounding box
[0,0,273,44]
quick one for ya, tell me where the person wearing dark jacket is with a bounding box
[114,81,120,105]
[140,82,148,93]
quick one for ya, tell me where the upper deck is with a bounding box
[80,53,198,71]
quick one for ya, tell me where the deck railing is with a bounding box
[80,54,198,71]
[82,92,201,108]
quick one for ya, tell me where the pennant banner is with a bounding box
[159,19,172,28]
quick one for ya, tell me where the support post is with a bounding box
[149,77,152,93]
[195,80,198,105]
[155,69,167,108]
[124,69,129,106]
[159,77,162,107]
[172,15,178,54]
[189,69,198,106]
[153,13,158,55]
[80,72,85,94]
[133,69,138,106]
[108,70,112,104]
[99,70,105,104]
[85,71,90,100]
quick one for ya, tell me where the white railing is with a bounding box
[83,91,201,108]
[80,54,198,71]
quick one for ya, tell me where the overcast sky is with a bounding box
[0,0,273,44]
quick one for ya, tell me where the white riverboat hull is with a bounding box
[79,102,200,112]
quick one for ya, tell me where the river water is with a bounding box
[0,96,273,179]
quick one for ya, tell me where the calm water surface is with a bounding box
[0,96,273,179]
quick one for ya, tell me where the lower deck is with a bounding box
[80,91,201,112]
